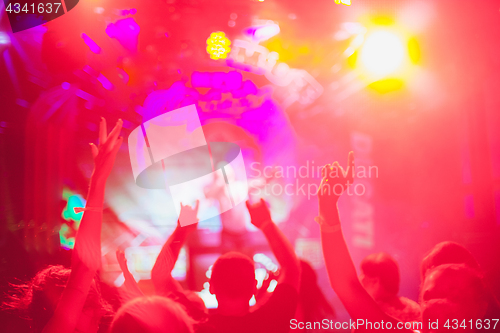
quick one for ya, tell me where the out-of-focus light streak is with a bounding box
[244,24,280,43]
[81,33,101,54]
[3,50,22,97]
[97,73,114,90]
[206,32,231,60]
[0,31,10,45]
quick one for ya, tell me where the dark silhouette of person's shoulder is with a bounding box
[197,283,298,333]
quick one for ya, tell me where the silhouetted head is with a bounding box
[360,252,400,300]
[4,265,112,333]
[209,252,256,302]
[420,241,480,281]
[169,290,208,321]
[420,264,488,332]
[110,296,194,333]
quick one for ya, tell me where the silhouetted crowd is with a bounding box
[3,120,499,332]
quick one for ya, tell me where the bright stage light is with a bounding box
[360,30,405,77]
[334,0,351,5]
[244,23,280,43]
[206,31,231,60]
[0,32,10,45]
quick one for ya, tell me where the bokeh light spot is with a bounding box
[206,32,231,60]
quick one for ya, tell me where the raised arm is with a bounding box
[42,118,123,333]
[151,201,199,296]
[246,199,301,291]
[116,249,144,302]
[317,152,392,322]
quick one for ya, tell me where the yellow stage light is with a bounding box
[206,32,231,60]
[360,30,405,77]
[335,0,351,5]
[340,17,421,94]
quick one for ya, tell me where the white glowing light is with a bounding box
[0,32,11,45]
[255,268,267,289]
[267,279,278,292]
[250,24,280,42]
[360,30,405,76]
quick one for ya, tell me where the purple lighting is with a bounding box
[106,18,140,53]
[191,71,242,90]
[97,74,114,90]
[232,80,257,98]
[81,33,102,54]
